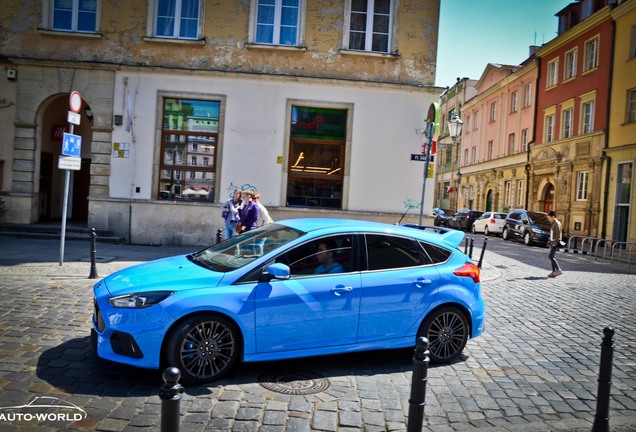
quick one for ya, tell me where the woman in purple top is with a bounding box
[238,190,259,233]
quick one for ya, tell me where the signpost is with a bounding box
[419,103,439,226]
[59,91,83,266]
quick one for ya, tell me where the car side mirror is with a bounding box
[522,219,529,224]
[264,262,291,280]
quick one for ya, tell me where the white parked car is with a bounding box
[471,212,508,236]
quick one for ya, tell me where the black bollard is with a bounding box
[216,228,223,244]
[477,237,488,269]
[592,327,615,432]
[407,337,429,432]
[468,237,474,259]
[464,237,469,255]
[88,228,99,279]
[159,367,184,432]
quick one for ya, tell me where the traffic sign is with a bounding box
[69,91,82,113]
[62,133,82,157]
[67,111,81,125]
[58,155,81,170]
[411,154,426,161]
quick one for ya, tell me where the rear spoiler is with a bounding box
[401,224,465,249]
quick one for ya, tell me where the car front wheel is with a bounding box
[502,227,510,240]
[166,314,241,384]
[523,231,532,245]
[418,306,469,363]
[471,224,477,234]
[484,225,490,236]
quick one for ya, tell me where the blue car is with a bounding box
[92,219,485,384]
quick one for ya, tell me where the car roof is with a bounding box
[275,218,463,248]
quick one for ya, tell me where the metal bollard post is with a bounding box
[468,238,474,259]
[159,367,184,432]
[477,237,488,269]
[407,337,429,432]
[464,237,469,255]
[216,228,223,244]
[88,228,99,279]
[592,327,615,432]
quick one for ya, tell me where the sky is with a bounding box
[435,0,574,88]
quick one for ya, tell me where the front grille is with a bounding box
[94,299,105,332]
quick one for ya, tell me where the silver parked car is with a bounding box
[471,212,508,236]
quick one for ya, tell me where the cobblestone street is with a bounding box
[0,236,635,431]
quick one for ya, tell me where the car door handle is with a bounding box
[414,278,432,288]
[331,286,353,296]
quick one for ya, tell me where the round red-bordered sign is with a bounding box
[69,91,82,113]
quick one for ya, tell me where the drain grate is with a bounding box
[258,371,331,395]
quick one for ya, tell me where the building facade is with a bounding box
[0,0,442,244]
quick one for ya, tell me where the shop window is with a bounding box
[158,98,219,201]
[287,106,346,209]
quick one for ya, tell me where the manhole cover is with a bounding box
[258,371,330,395]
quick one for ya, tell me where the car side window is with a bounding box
[365,234,424,271]
[419,241,452,264]
[275,235,353,277]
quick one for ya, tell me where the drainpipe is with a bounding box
[601,17,616,239]
[600,151,611,239]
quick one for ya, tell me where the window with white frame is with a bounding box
[547,59,559,87]
[627,88,636,123]
[582,100,595,134]
[576,171,589,201]
[516,180,524,207]
[51,0,98,32]
[584,36,599,72]
[562,108,573,138]
[473,111,479,130]
[511,91,518,113]
[488,140,494,160]
[545,114,555,142]
[254,0,301,46]
[508,133,515,155]
[465,115,471,132]
[490,102,496,122]
[523,83,532,107]
[564,48,577,80]
[346,0,393,53]
[504,181,511,207]
[153,0,202,39]
[521,128,528,152]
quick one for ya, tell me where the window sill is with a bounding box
[143,36,206,45]
[37,28,103,38]
[563,75,576,83]
[244,43,307,52]
[339,49,400,59]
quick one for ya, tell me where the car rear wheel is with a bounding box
[418,306,469,363]
[523,231,532,245]
[484,226,489,236]
[166,314,240,384]
[471,224,477,234]
[502,227,510,240]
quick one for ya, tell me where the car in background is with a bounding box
[471,212,508,236]
[447,209,484,231]
[432,208,452,227]
[501,209,551,246]
[92,218,485,384]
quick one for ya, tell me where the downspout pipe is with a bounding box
[601,15,617,239]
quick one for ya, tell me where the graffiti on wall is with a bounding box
[225,182,259,200]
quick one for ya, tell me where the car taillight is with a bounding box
[453,262,480,283]
[489,219,495,223]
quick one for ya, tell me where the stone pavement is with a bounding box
[0,235,635,431]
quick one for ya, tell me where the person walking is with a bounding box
[253,192,273,227]
[222,189,242,239]
[238,190,259,233]
[547,210,563,278]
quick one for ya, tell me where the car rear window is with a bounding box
[419,241,452,264]
[365,235,424,271]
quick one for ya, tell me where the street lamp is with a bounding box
[447,115,463,211]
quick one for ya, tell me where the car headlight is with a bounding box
[108,291,174,308]
[532,228,542,234]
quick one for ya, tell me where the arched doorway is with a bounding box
[38,94,93,223]
[485,190,492,212]
[543,183,554,213]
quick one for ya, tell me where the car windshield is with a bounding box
[528,212,550,227]
[190,224,304,272]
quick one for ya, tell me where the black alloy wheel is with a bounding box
[166,314,240,384]
[418,306,469,363]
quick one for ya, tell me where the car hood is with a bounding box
[101,255,223,296]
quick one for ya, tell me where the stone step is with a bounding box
[0,223,126,244]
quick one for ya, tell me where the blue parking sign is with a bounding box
[62,133,82,157]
